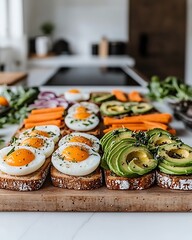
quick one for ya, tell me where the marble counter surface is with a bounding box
[0,86,192,240]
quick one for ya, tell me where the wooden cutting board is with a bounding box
[0,72,27,85]
[0,179,192,212]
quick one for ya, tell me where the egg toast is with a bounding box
[0,125,62,191]
[0,157,51,191]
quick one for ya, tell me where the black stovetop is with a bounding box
[44,67,140,86]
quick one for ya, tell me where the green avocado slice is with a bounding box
[102,129,134,152]
[93,94,115,103]
[108,144,137,177]
[100,101,129,116]
[131,103,153,114]
[148,133,180,150]
[157,143,192,167]
[147,128,171,138]
[159,162,192,175]
[118,145,157,176]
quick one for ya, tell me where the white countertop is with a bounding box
[0,86,192,240]
[28,55,135,68]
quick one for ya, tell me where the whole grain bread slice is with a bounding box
[0,157,51,191]
[51,166,103,190]
[104,170,155,190]
[156,170,192,190]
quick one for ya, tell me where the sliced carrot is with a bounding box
[31,107,65,115]
[25,120,62,128]
[142,121,168,130]
[128,91,143,102]
[103,113,172,125]
[111,123,149,131]
[112,90,127,102]
[24,112,63,123]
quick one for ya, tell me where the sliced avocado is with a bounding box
[129,158,157,175]
[108,142,137,177]
[103,129,134,152]
[147,128,171,138]
[93,94,115,103]
[159,162,192,175]
[117,144,157,176]
[105,138,135,165]
[148,133,180,150]
[157,143,192,167]
[100,101,129,116]
[131,103,153,114]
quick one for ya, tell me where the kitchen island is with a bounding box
[0,86,192,240]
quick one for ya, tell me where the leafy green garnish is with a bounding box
[147,76,192,101]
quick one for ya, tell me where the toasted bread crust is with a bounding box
[0,158,51,191]
[51,166,103,190]
[104,170,155,190]
[156,170,192,190]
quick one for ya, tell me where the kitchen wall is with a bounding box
[26,0,128,55]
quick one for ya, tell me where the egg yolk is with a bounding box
[73,112,91,120]
[76,106,87,113]
[69,136,92,147]
[5,149,35,166]
[21,137,44,149]
[68,89,80,94]
[30,130,50,138]
[0,96,9,106]
[62,146,89,162]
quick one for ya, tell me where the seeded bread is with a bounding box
[104,170,156,190]
[51,166,103,190]
[156,170,192,190]
[0,157,51,191]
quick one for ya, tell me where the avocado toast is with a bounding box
[100,128,158,190]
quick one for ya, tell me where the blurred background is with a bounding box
[0,0,191,86]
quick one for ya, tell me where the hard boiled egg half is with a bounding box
[13,135,54,158]
[65,112,99,131]
[59,132,100,152]
[51,142,100,176]
[0,146,45,176]
[68,102,99,114]
[64,89,90,102]
[19,125,60,144]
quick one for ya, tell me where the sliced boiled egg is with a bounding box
[58,132,100,152]
[64,89,90,102]
[13,136,54,158]
[65,112,99,131]
[51,142,100,176]
[68,102,99,114]
[19,125,60,144]
[0,146,45,176]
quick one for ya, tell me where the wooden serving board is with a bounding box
[0,72,27,85]
[0,179,192,212]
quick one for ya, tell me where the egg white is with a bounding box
[68,102,99,114]
[58,132,100,152]
[12,136,55,158]
[19,125,60,144]
[0,146,46,176]
[65,113,99,131]
[51,142,101,176]
[64,91,90,102]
